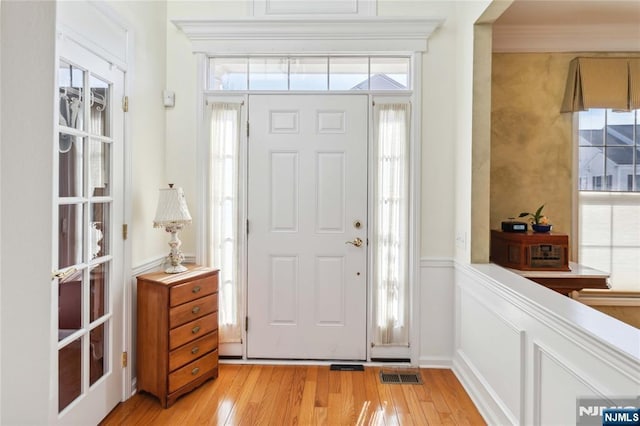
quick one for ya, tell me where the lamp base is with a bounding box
[165,264,188,274]
[163,226,187,274]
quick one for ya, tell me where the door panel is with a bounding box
[247,94,367,360]
[54,38,124,424]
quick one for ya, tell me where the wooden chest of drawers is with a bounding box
[136,266,219,407]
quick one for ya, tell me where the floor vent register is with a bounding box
[379,369,423,385]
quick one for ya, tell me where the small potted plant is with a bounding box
[519,204,552,232]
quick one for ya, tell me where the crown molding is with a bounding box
[172,17,444,53]
[493,24,640,53]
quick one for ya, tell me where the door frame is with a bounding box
[55,2,134,421]
[181,16,440,366]
[196,54,422,363]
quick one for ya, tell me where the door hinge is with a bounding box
[122,351,128,368]
[246,219,249,235]
[122,96,129,112]
[245,316,249,332]
[246,122,249,138]
[122,224,128,240]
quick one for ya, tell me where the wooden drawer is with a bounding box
[169,294,217,328]
[137,266,219,407]
[169,331,218,372]
[170,275,217,307]
[168,350,218,393]
[169,313,218,350]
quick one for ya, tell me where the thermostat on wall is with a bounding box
[501,221,528,232]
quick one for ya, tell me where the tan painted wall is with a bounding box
[491,52,640,257]
[491,53,575,245]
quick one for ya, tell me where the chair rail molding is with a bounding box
[172,18,444,53]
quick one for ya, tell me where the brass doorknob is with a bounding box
[346,237,363,247]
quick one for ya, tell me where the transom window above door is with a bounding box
[208,56,411,91]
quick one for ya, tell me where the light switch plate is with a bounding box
[162,90,175,107]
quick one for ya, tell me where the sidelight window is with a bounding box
[208,101,244,343]
[373,100,410,346]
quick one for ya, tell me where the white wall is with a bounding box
[106,1,169,268]
[165,1,247,258]
[0,2,56,423]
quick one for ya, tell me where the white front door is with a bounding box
[53,39,124,424]
[247,94,368,360]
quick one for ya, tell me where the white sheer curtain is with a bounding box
[373,102,410,346]
[209,102,243,343]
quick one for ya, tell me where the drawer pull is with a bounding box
[192,306,201,314]
[191,346,199,355]
[192,286,201,294]
[192,325,201,334]
[191,367,200,375]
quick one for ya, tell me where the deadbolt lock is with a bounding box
[353,220,362,229]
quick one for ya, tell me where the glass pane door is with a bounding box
[55,44,124,422]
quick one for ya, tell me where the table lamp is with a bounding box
[153,184,192,273]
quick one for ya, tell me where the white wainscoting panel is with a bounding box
[459,289,524,423]
[418,258,455,367]
[454,263,640,425]
[534,343,603,426]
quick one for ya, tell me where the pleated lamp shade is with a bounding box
[153,185,192,228]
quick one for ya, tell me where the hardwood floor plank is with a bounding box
[314,366,329,408]
[401,383,431,426]
[225,365,262,425]
[338,371,357,425]
[100,364,485,426]
[431,369,486,426]
[283,366,307,425]
[268,366,296,425]
[313,406,328,426]
[238,365,274,426]
[350,369,372,425]
[298,365,318,425]
[373,368,401,426]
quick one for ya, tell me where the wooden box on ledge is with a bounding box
[490,229,570,271]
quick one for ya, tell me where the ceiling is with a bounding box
[494,0,640,26]
[492,0,640,52]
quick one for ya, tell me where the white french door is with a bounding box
[53,39,125,424]
[247,94,368,360]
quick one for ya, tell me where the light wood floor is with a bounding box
[100,364,485,425]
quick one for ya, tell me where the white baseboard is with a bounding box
[417,356,453,369]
